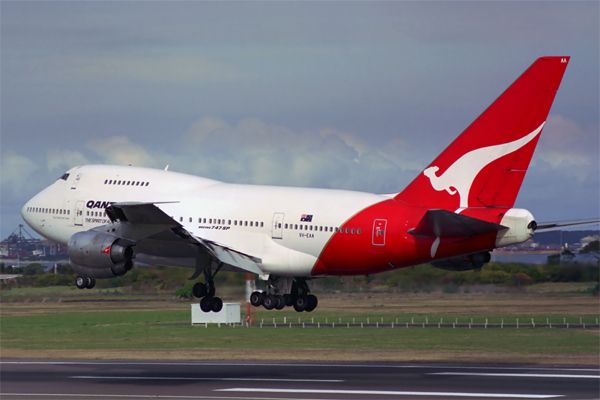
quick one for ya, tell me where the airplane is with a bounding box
[21,56,588,313]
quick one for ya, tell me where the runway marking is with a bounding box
[430,372,600,379]
[70,375,343,383]
[1,394,337,400]
[3,361,598,372]
[217,388,563,398]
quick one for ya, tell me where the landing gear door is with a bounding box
[75,201,84,226]
[272,213,284,239]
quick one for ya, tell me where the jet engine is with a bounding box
[431,251,491,271]
[68,231,135,278]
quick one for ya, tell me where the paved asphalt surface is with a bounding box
[1,360,598,399]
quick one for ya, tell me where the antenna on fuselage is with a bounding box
[164,165,169,171]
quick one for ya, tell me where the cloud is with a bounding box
[0,151,40,199]
[85,136,158,167]
[46,149,91,172]
[534,115,599,182]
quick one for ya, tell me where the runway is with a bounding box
[1,360,598,399]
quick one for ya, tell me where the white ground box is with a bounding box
[191,303,241,324]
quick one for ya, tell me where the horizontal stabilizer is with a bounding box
[408,209,507,238]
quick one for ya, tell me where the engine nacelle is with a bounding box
[432,251,491,271]
[495,208,536,248]
[68,231,135,278]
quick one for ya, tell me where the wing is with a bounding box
[103,202,263,275]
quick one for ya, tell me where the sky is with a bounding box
[1,1,599,240]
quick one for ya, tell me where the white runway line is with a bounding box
[70,375,343,383]
[217,388,563,398]
[0,394,336,400]
[430,372,600,379]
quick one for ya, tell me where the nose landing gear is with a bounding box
[75,275,95,289]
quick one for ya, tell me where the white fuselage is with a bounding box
[22,165,388,276]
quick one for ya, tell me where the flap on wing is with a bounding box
[105,202,263,275]
[408,209,507,238]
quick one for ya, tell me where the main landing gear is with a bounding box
[75,275,95,289]
[250,277,318,312]
[192,264,223,313]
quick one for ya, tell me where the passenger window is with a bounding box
[104,180,108,184]
[145,182,149,186]
[189,217,192,223]
[294,224,298,229]
[136,182,139,186]
[351,229,355,234]
[228,220,231,225]
[285,223,288,229]
[180,217,183,222]
[261,222,264,227]
[203,218,206,223]
[68,210,70,215]
[358,229,361,234]
[87,211,89,216]
[250,221,253,227]
[335,227,339,232]
[244,221,248,226]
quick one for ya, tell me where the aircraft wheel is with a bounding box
[263,294,276,310]
[193,282,207,298]
[212,297,223,312]
[200,296,214,312]
[305,294,318,312]
[250,291,264,307]
[293,295,307,312]
[283,294,293,307]
[75,275,87,289]
[85,277,96,289]
[275,295,286,310]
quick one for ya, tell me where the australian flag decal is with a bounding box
[300,214,313,222]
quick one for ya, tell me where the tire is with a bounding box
[275,295,286,310]
[250,291,264,307]
[85,277,96,289]
[75,275,87,289]
[200,296,214,312]
[263,294,276,310]
[305,294,318,312]
[283,294,292,307]
[293,295,307,312]
[193,282,207,298]
[212,297,223,312]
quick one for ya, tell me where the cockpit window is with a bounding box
[59,173,70,181]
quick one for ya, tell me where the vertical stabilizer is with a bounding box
[395,57,569,210]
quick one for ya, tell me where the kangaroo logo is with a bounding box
[424,122,545,208]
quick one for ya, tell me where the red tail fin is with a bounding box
[395,56,569,210]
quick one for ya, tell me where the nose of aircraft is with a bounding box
[21,198,33,227]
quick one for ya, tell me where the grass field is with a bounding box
[1,283,598,364]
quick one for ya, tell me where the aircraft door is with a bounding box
[372,219,387,246]
[272,213,284,239]
[71,173,82,189]
[75,201,84,226]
